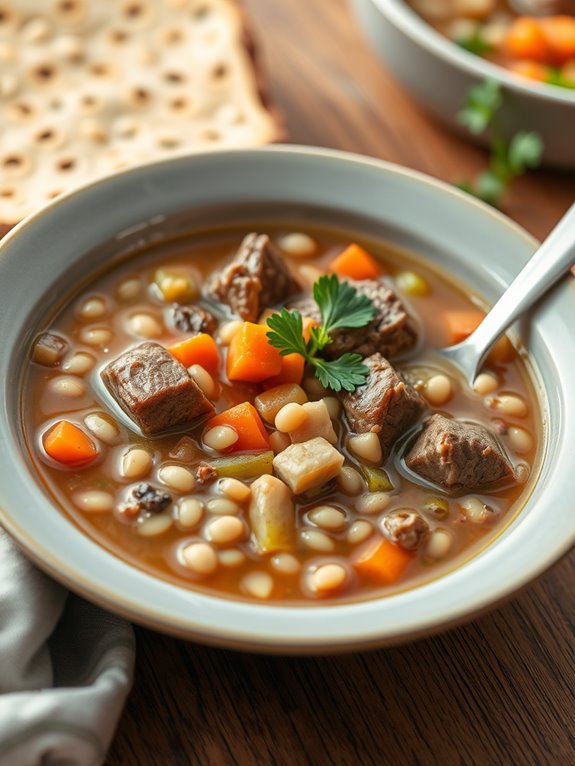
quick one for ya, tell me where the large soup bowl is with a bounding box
[0,146,573,653]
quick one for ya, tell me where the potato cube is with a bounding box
[289,400,337,444]
[272,437,344,494]
[254,383,308,424]
[249,475,294,553]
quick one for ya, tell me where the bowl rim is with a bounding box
[367,0,575,105]
[1,144,574,653]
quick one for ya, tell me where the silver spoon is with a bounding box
[439,202,575,386]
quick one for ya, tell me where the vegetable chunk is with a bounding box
[288,400,337,444]
[329,243,380,281]
[352,536,413,584]
[254,383,308,424]
[206,402,270,453]
[249,475,295,552]
[168,333,221,374]
[43,420,98,466]
[227,322,283,383]
[273,437,344,494]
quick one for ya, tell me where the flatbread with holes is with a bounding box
[0,0,283,227]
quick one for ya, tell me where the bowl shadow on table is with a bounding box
[109,551,575,765]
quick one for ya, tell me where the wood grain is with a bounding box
[108,1,575,764]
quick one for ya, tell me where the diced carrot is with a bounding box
[329,243,381,281]
[302,316,317,342]
[43,420,98,466]
[505,17,553,63]
[168,333,221,375]
[352,537,413,585]
[509,59,551,82]
[444,310,514,363]
[206,402,270,453]
[227,322,282,383]
[263,353,305,389]
[541,16,575,65]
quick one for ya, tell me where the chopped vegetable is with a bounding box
[43,420,98,466]
[263,353,305,388]
[153,268,198,303]
[329,244,380,281]
[287,400,337,444]
[504,17,552,62]
[352,536,413,585]
[444,309,513,362]
[168,333,221,375]
[249,475,295,553]
[266,275,376,393]
[510,60,551,82]
[207,451,274,479]
[272,436,344,494]
[395,271,430,297]
[206,402,270,453]
[254,383,308,424]
[227,322,283,383]
[360,465,394,493]
[424,497,450,521]
[540,16,575,65]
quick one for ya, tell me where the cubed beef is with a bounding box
[405,413,514,490]
[32,332,68,366]
[203,233,301,321]
[382,509,430,551]
[119,483,172,520]
[101,342,214,435]
[168,304,217,335]
[291,279,417,359]
[341,353,425,460]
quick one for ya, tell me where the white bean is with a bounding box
[309,563,347,594]
[138,514,173,536]
[241,571,274,599]
[80,327,113,347]
[308,506,347,531]
[349,432,382,464]
[356,492,391,515]
[206,497,240,516]
[49,376,85,398]
[116,277,142,301]
[488,394,528,418]
[73,490,114,513]
[182,542,218,575]
[219,320,243,345]
[507,426,533,455]
[270,553,301,575]
[158,465,195,493]
[218,549,246,568]
[298,265,324,287]
[203,425,238,451]
[188,364,216,398]
[218,478,251,503]
[426,529,452,559]
[84,413,119,444]
[269,431,291,454]
[127,313,163,339]
[177,498,204,529]
[205,515,245,545]
[322,396,341,420]
[121,448,153,479]
[300,528,335,552]
[425,374,453,406]
[62,352,96,376]
[459,497,494,524]
[78,296,107,320]
[347,520,374,544]
[279,232,317,257]
[275,402,307,433]
[473,372,498,396]
[337,467,364,496]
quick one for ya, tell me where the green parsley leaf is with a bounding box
[266,308,307,357]
[507,131,544,175]
[312,355,370,393]
[455,30,492,57]
[313,274,375,335]
[457,78,502,135]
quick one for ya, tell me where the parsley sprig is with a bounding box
[266,274,375,393]
[456,79,544,207]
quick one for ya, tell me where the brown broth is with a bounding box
[21,221,541,604]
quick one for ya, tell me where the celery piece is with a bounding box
[209,451,274,480]
[360,465,394,493]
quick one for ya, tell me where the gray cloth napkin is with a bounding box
[0,528,135,766]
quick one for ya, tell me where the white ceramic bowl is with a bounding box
[0,146,574,653]
[351,0,575,168]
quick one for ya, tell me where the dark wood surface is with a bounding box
[108,2,575,764]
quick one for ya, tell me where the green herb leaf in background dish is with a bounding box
[507,132,544,174]
[455,30,492,57]
[458,78,502,135]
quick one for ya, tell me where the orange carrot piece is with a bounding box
[168,333,221,375]
[206,402,270,453]
[352,537,413,585]
[227,322,282,383]
[505,17,553,62]
[444,310,514,363]
[329,244,381,281]
[541,16,575,65]
[263,353,305,389]
[43,420,98,466]
[509,59,551,82]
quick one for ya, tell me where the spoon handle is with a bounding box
[463,202,575,379]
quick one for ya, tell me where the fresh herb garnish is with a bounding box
[266,274,375,393]
[455,29,492,57]
[456,79,544,207]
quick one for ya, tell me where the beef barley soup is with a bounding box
[23,220,540,603]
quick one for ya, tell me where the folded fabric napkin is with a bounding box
[0,528,135,766]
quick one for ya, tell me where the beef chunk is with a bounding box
[32,332,68,366]
[204,233,301,321]
[120,483,172,520]
[405,413,514,490]
[292,279,417,359]
[101,342,214,435]
[383,509,430,551]
[341,353,425,460]
[169,304,217,334]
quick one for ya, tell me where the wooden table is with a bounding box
[108,2,575,763]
